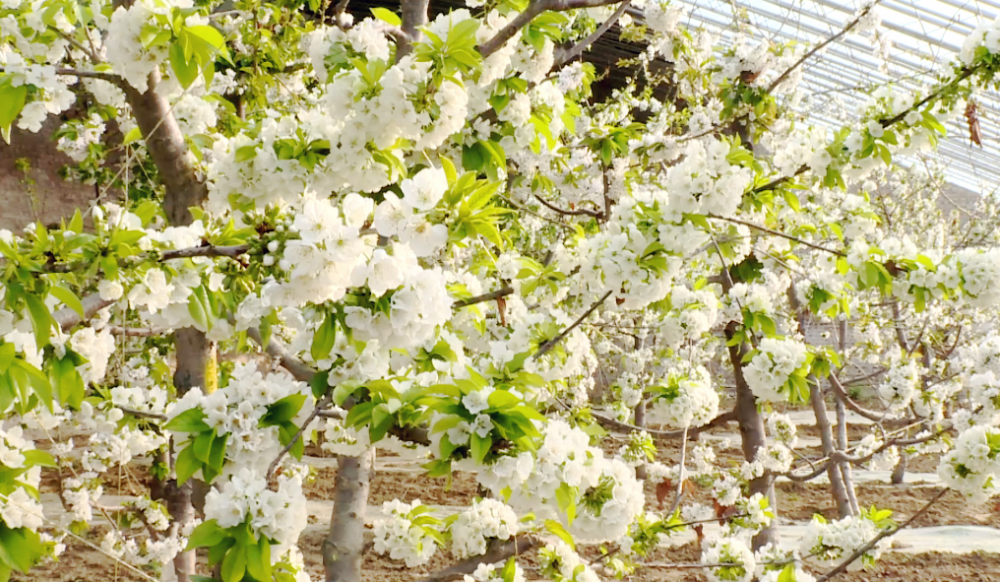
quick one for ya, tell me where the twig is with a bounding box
[815,488,948,582]
[828,372,894,422]
[118,407,168,421]
[0,66,123,85]
[667,426,688,515]
[416,534,540,582]
[160,244,250,261]
[107,325,167,337]
[534,193,603,218]
[765,0,884,93]
[478,0,629,57]
[453,286,515,309]
[535,290,612,358]
[708,214,845,257]
[592,410,735,439]
[554,0,632,67]
[266,393,330,485]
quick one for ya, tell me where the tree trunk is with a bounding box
[123,69,212,582]
[811,383,852,518]
[397,0,429,59]
[725,321,776,550]
[835,398,860,515]
[634,399,647,480]
[324,449,375,582]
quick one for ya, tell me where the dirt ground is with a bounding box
[19,439,1000,582]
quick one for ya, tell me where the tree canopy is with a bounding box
[2,1,1000,582]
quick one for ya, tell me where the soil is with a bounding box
[21,414,1000,581]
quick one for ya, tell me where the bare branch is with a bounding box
[453,286,515,309]
[534,194,604,218]
[246,327,319,383]
[117,407,168,421]
[765,0,883,94]
[554,0,632,67]
[159,244,250,261]
[535,290,612,358]
[267,393,330,485]
[416,535,540,582]
[828,372,893,423]
[708,214,845,257]
[53,294,115,331]
[592,409,736,439]
[107,325,167,337]
[815,488,948,582]
[478,0,628,58]
[0,66,123,85]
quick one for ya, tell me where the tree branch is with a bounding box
[53,294,115,331]
[0,66,123,85]
[534,194,604,218]
[535,290,612,358]
[815,488,948,582]
[416,535,540,582]
[246,327,320,383]
[266,393,330,485]
[707,214,845,257]
[554,0,631,67]
[592,409,736,439]
[159,244,250,261]
[478,0,628,58]
[828,372,893,423]
[453,286,515,309]
[765,0,883,94]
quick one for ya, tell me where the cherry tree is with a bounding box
[1,1,1000,582]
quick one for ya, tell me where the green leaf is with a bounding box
[193,431,215,463]
[122,127,143,145]
[49,357,84,409]
[554,483,577,525]
[49,286,84,319]
[23,294,52,349]
[0,345,14,375]
[0,75,28,144]
[21,449,56,468]
[311,314,337,362]
[186,25,226,50]
[208,432,228,473]
[310,369,330,399]
[169,41,199,89]
[487,390,519,410]
[370,7,402,26]
[261,393,307,425]
[175,444,201,485]
[544,519,575,549]
[235,145,258,162]
[0,526,45,573]
[165,408,212,433]
[186,520,229,550]
[245,536,271,582]
[221,544,247,582]
[470,432,491,463]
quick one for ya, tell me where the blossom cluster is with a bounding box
[204,468,309,550]
[449,498,520,559]
[371,500,442,567]
[743,338,810,402]
[477,420,644,543]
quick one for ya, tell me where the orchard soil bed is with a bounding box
[20,455,1000,582]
